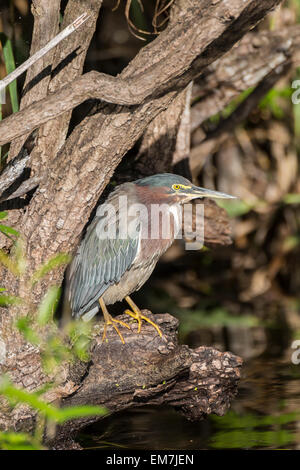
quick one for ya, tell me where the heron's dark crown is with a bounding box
[135,173,191,188]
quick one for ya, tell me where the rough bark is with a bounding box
[0,0,283,145]
[0,133,35,200]
[7,0,60,160]
[51,313,242,448]
[3,22,299,201]
[29,0,104,175]
[135,83,193,179]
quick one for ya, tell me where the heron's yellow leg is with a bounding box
[124,296,162,337]
[99,297,130,344]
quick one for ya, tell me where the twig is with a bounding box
[0,150,29,195]
[0,13,89,98]
[0,131,37,198]
[0,176,41,202]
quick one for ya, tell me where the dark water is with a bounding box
[78,325,300,450]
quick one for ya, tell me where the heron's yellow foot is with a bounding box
[99,296,130,344]
[124,296,162,337]
[102,316,131,344]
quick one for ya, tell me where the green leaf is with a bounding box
[0,294,22,307]
[41,335,71,374]
[216,199,254,217]
[55,405,107,422]
[11,239,26,275]
[283,193,300,205]
[0,250,19,275]
[0,33,19,113]
[31,253,71,286]
[0,431,44,450]
[73,334,91,362]
[0,376,61,420]
[37,286,61,326]
[67,320,93,361]
[16,317,40,346]
[0,376,107,424]
[0,224,19,238]
[0,212,8,220]
[259,87,292,120]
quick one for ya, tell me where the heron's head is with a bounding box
[136,173,236,203]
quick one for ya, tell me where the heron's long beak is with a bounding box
[186,185,236,200]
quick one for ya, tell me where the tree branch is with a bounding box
[0,131,37,201]
[29,0,104,172]
[50,313,242,446]
[0,0,283,146]
[7,0,61,159]
[205,61,292,142]
[135,82,193,178]
[191,25,300,131]
[0,13,89,94]
[190,57,297,173]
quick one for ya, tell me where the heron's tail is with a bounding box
[80,306,99,322]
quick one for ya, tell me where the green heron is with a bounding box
[68,173,235,343]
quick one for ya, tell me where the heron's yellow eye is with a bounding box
[173,184,181,190]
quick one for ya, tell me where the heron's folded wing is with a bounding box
[68,211,140,316]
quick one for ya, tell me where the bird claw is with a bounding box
[124,309,162,337]
[102,317,131,345]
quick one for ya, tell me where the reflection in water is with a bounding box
[78,325,300,450]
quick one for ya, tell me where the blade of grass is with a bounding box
[0,224,19,239]
[37,286,61,326]
[31,253,71,286]
[0,293,22,307]
[0,376,107,424]
[16,317,41,346]
[0,33,19,113]
[0,14,89,94]
[0,431,44,450]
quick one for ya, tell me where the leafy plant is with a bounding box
[0,220,105,450]
[259,87,292,119]
[0,211,19,240]
[0,376,107,450]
